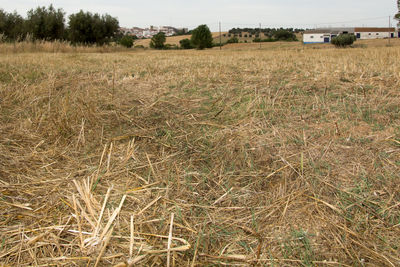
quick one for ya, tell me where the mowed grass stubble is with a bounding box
[0,43,399,266]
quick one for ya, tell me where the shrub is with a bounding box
[273,29,297,41]
[253,37,276,43]
[331,34,356,47]
[263,38,277,42]
[226,37,239,43]
[164,44,178,50]
[212,42,225,48]
[149,32,166,49]
[190,24,213,50]
[179,38,193,49]
[119,35,134,48]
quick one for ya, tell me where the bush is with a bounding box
[190,24,213,50]
[149,32,166,49]
[263,38,276,42]
[119,35,134,48]
[226,37,239,43]
[331,34,356,47]
[212,42,225,48]
[164,44,178,50]
[253,37,276,43]
[179,38,193,49]
[273,29,297,41]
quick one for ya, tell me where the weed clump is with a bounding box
[331,34,356,47]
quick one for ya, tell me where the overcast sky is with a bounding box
[1,0,398,31]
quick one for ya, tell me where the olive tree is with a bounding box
[331,34,356,47]
[26,5,66,40]
[150,32,166,49]
[190,24,213,50]
[68,11,119,45]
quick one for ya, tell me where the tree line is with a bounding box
[226,28,301,42]
[0,5,119,45]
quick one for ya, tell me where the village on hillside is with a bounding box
[119,25,189,38]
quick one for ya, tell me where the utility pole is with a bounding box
[259,23,262,49]
[389,16,391,46]
[219,22,222,50]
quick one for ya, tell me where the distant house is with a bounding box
[354,27,397,39]
[303,27,398,44]
[303,28,354,44]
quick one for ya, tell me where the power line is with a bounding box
[171,15,397,31]
[313,16,391,26]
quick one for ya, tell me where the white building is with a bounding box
[303,27,398,44]
[355,27,398,39]
[303,28,353,44]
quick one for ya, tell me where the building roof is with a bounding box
[304,29,331,34]
[304,28,354,34]
[304,27,397,35]
[354,27,395,32]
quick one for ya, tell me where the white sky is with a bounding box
[1,0,398,31]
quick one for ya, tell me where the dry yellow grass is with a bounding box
[0,39,132,53]
[0,39,399,266]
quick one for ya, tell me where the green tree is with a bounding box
[119,35,134,48]
[179,38,193,49]
[331,34,356,47]
[0,10,4,41]
[68,11,119,45]
[26,5,65,40]
[0,9,26,41]
[150,32,166,49]
[190,24,213,50]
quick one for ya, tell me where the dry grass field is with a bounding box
[0,39,399,266]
